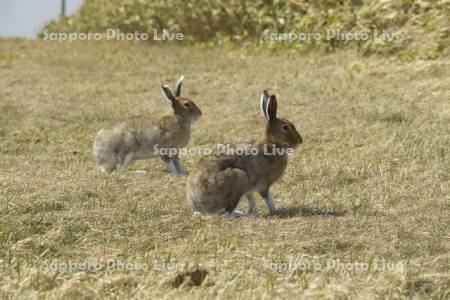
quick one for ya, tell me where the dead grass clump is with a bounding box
[171,268,209,288]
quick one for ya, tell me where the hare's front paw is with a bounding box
[162,159,178,174]
[175,161,189,176]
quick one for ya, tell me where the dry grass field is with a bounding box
[0,38,449,299]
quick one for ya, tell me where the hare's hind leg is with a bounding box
[116,130,138,171]
[224,193,259,218]
[94,148,118,173]
[117,152,134,171]
[219,168,251,215]
[187,167,250,214]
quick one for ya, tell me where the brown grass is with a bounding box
[0,38,449,299]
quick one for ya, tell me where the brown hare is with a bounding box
[93,76,201,175]
[186,90,302,216]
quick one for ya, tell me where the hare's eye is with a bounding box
[184,102,191,107]
[282,124,290,132]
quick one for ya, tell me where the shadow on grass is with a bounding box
[273,206,346,218]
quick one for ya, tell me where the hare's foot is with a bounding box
[224,210,245,218]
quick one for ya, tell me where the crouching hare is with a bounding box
[186,90,302,216]
[93,76,201,175]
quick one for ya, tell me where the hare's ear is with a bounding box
[160,85,176,107]
[174,75,184,97]
[266,95,277,121]
[260,90,270,119]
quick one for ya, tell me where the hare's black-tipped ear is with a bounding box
[260,90,270,119]
[267,95,277,121]
[160,85,176,106]
[174,75,184,97]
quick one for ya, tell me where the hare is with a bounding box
[186,90,302,216]
[93,76,201,175]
